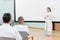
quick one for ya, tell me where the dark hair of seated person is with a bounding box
[3,13,11,23]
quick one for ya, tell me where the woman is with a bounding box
[44,7,53,36]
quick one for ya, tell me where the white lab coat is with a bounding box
[0,23,22,40]
[45,12,53,35]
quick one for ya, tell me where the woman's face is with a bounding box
[22,19,24,24]
[47,9,50,12]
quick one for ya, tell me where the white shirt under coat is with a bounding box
[13,24,29,33]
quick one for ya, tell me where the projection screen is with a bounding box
[15,0,60,22]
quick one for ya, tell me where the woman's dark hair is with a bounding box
[47,7,51,12]
[3,13,11,23]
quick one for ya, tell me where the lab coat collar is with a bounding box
[2,23,11,27]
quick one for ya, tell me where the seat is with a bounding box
[0,37,15,40]
[19,31,33,40]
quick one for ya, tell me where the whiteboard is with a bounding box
[15,0,60,21]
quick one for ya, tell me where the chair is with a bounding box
[19,31,33,40]
[0,37,15,40]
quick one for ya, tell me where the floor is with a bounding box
[29,28,60,40]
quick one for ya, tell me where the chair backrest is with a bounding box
[0,37,15,40]
[19,31,27,40]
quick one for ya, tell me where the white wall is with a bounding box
[0,0,14,24]
[24,22,45,28]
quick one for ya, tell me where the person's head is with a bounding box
[3,13,11,24]
[47,7,51,13]
[18,16,24,24]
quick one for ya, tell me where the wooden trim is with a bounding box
[52,22,60,30]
